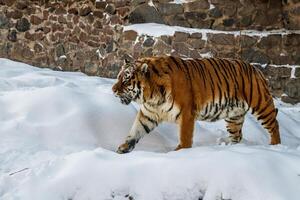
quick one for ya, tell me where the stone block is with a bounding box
[207,33,236,45]
[30,15,43,25]
[123,30,138,41]
[143,37,155,47]
[128,4,164,24]
[157,3,183,15]
[241,48,270,64]
[16,17,30,32]
[7,29,17,42]
[257,35,282,49]
[284,78,300,99]
[173,31,190,42]
[184,0,209,11]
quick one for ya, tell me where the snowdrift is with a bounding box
[0,58,300,200]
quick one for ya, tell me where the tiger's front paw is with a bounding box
[116,139,136,154]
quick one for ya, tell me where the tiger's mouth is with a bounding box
[115,93,132,105]
[120,96,132,105]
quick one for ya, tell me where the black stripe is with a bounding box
[166,63,173,72]
[159,85,166,96]
[170,56,182,71]
[144,104,155,113]
[234,60,246,99]
[228,130,237,134]
[247,64,254,107]
[139,119,151,133]
[152,65,160,77]
[252,75,263,114]
[257,109,275,121]
[262,116,276,127]
[179,58,192,81]
[208,59,223,84]
[256,100,273,117]
[175,110,182,120]
[143,114,158,126]
[167,98,175,112]
[194,60,207,89]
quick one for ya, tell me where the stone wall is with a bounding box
[0,0,300,103]
[129,0,300,30]
[0,0,129,77]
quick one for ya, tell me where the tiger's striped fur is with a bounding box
[112,56,281,153]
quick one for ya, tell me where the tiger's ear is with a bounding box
[140,63,150,78]
[141,63,148,73]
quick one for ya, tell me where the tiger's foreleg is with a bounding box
[175,111,195,151]
[117,110,158,154]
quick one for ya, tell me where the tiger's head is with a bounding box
[112,59,149,105]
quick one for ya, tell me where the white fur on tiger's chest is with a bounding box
[141,101,181,123]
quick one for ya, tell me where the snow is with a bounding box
[0,58,300,200]
[124,23,300,41]
[170,0,188,3]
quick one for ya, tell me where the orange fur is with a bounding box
[112,56,281,153]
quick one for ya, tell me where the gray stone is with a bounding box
[143,37,155,47]
[187,38,205,49]
[105,4,116,15]
[174,31,189,42]
[123,30,138,41]
[184,0,210,11]
[131,0,146,6]
[187,18,213,29]
[283,34,300,46]
[16,18,30,32]
[241,49,270,64]
[0,14,10,29]
[223,18,235,27]
[208,7,222,18]
[7,29,17,42]
[157,3,183,15]
[79,5,92,16]
[284,78,300,99]
[164,14,190,27]
[184,12,207,21]
[281,95,299,104]
[207,33,235,45]
[240,15,252,27]
[0,42,12,57]
[190,32,202,39]
[160,35,172,45]
[106,39,115,53]
[143,48,153,56]
[128,4,164,24]
[153,40,172,55]
[240,35,257,48]
[257,35,282,49]
[56,44,65,58]
[295,67,300,78]
[172,42,190,56]
[84,62,98,75]
[264,65,291,78]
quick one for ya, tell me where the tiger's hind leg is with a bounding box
[225,114,245,144]
[253,102,281,145]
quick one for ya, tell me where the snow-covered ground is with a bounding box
[0,58,300,200]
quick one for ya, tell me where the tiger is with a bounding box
[112,56,281,153]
